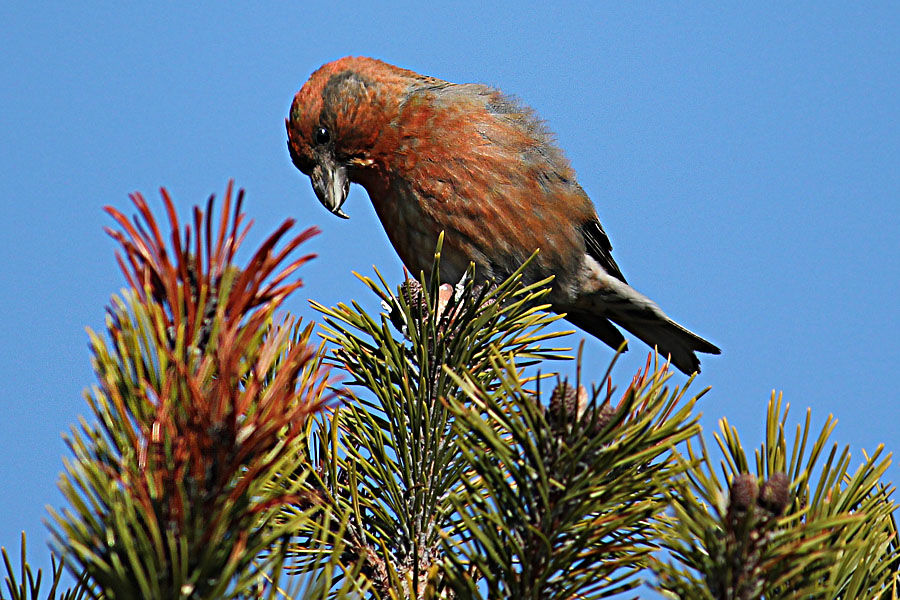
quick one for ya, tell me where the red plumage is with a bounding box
[287,56,719,373]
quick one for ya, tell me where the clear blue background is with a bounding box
[1,2,898,592]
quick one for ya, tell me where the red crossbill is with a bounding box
[286,56,720,373]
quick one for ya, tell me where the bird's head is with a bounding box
[287,56,415,219]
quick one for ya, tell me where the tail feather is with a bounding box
[560,273,720,374]
[612,314,720,374]
[565,310,628,351]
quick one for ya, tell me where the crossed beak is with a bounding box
[311,157,350,219]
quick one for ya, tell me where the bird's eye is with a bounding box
[314,126,330,145]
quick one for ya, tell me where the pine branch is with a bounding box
[294,240,709,599]
[652,393,900,599]
[294,244,570,597]
[42,188,900,599]
[442,351,702,598]
[0,533,88,600]
[47,183,331,599]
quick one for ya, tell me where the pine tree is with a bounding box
[3,184,896,599]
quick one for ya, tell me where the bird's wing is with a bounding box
[580,217,627,283]
[392,83,620,289]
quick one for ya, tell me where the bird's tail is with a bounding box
[562,274,720,374]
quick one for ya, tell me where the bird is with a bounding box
[286,56,720,373]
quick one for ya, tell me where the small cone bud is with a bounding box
[590,401,618,434]
[399,279,425,311]
[729,473,759,511]
[758,472,791,515]
[549,382,589,420]
[549,382,576,417]
[388,279,426,334]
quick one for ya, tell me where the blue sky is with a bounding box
[1,2,898,590]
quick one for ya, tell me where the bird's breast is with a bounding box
[353,157,588,302]
[354,172,468,282]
